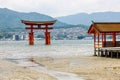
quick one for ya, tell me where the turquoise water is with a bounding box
[0,40,94,59]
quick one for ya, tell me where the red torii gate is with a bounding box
[21,20,56,45]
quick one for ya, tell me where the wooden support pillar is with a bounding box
[45,25,51,45]
[94,33,97,56]
[98,33,100,56]
[29,25,34,45]
[102,33,106,47]
[29,32,34,45]
[94,33,96,48]
[102,33,104,47]
[105,50,108,57]
[98,48,100,56]
[45,32,51,45]
[112,33,116,47]
[104,33,106,47]
[117,51,119,58]
[98,33,100,48]
[111,51,113,58]
[101,50,104,57]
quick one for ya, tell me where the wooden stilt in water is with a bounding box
[117,51,119,58]
[98,48,100,56]
[111,51,113,58]
[94,49,97,56]
[101,49,103,57]
[105,50,107,57]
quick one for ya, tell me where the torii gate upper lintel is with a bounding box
[21,20,56,45]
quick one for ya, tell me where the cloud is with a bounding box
[0,0,120,17]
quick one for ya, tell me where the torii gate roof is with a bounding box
[21,20,56,25]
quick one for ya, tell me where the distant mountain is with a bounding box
[56,12,120,25]
[0,8,54,28]
[0,8,76,32]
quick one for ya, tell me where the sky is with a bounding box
[0,0,120,17]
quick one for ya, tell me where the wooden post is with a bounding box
[117,51,119,58]
[29,25,34,45]
[94,33,97,56]
[104,33,106,47]
[101,49,104,57]
[105,50,108,57]
[98,33,100,48]
[111,51,113,58]
[94,33,96,48]
[102,33,104,47]
[45,25,51,45]
[98,33,100,56]
[29,32,34,45]
[112,33,116,47]
[45,32,51,45]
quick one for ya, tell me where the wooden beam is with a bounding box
[21,20,56,25]
[25,27,53,30]
[30,25,33,33]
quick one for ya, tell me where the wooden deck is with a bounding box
[95,47,120,58]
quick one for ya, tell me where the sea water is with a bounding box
[0,40,94,59]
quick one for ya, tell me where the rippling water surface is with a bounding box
[0,40,94,59]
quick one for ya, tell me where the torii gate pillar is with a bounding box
[29,25,34,45]
[45,24,51,45]
[45,32,50,45]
